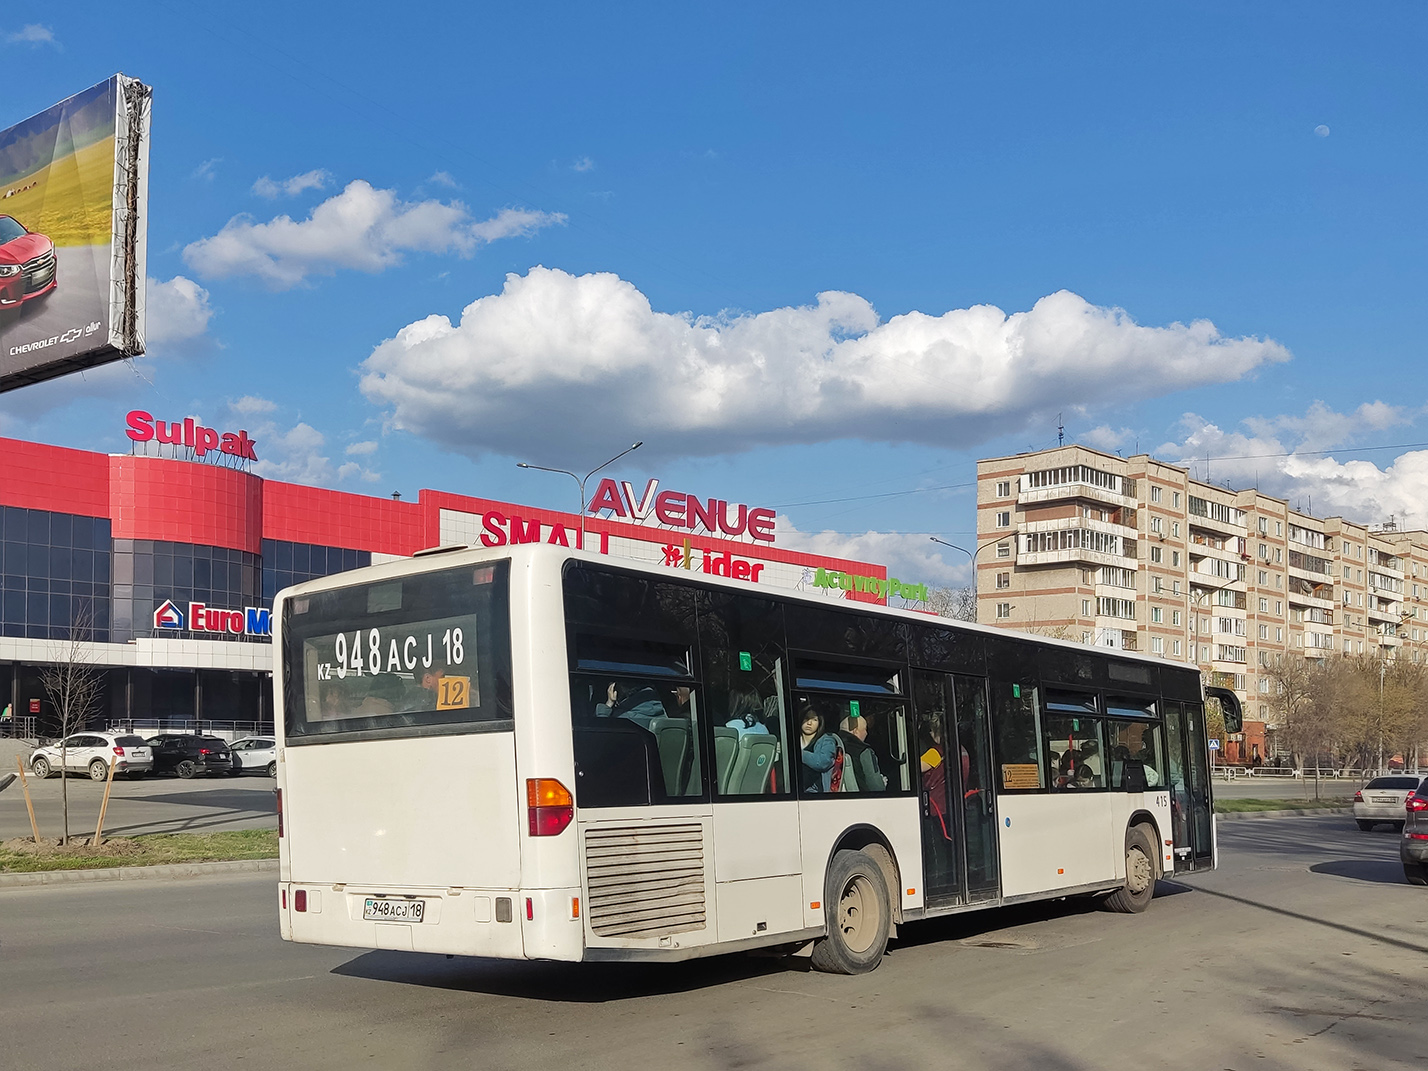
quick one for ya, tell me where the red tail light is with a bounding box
[1406,795,1428,813]
[200,748,211,755]
[526,778,574,837]
[294,889,307,912]
[276,787,284,837]
[113,746,125,757]
[1354,790,1363,802]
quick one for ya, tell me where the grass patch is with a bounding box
[1214,796,1352,813]
[0,829,277,873]
[2,135,117,246]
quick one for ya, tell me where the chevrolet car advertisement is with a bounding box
[0,74,151,393]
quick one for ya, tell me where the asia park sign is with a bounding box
[125,410,258,462]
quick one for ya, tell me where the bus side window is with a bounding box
[991,680,1043,790]
[695,589,792,799]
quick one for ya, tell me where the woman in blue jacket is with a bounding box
[798,704,839,792]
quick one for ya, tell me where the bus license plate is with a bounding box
[363,897,425,923]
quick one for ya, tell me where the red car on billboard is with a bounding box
[0,214,57,313]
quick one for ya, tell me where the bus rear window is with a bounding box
[281,561,512,743]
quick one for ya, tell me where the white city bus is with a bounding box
[275,544,1237,974]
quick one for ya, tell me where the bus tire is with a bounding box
[810,849,892,975]
[1102,824,1157,914]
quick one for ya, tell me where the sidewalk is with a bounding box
[0,856,277,888]
[1215,804,1352,822]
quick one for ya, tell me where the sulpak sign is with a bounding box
[126,409,258,461]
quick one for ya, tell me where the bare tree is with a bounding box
[1262,654,1340,799]
[926,586,977,622]
[38,602,105,845]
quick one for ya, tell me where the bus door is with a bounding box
[1164,701,1213,871]
[911,671,999,907]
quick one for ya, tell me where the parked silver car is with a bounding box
[1401,783,1428,885]
[228,736,277,777]
[29,733,154,781]
[1353,775,1426,831]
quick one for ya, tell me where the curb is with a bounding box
[0,856,277,888]
[1215,806,1352,822]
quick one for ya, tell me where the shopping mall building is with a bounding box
[0,415,888,736]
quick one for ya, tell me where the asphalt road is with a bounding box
[0,813,1421,1071]
[0,243,111,378]
[0,768,277,841]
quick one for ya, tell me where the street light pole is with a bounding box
[929,535,1010,622]
[516,442,643,551]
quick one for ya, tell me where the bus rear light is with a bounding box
[526,779,574,837]
[276,788,284,837]
[572,896,580,919]
[295,889,307,912]
[526,897,534,921]
[281,888,287,909]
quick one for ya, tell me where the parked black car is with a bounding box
[145,734,234,778]
[1402,783,1428,886]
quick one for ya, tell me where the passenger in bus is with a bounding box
[1070,764,1098,789]
[726,686,771,736]
[595,681,668,730]
[838,713,887,791]
[1079,739,1104,778]
[798,705,839,792]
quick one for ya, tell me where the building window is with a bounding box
[1082,599,1091,616]
[1276,601,1283,615]
[1171,551,1180,567]
[1172,492,1181,508]
[1259,543,1269,559]
[1150,517,1164,535]
[1172,639,1182,656]
[1172,523,1180,538]
[996,480,1011,498]
[1172,610,1182,626]
[996,510,1011,527]
[1275,547,1282,563]
[996,572,1010,589]
[1259,624,1268,640]
[1172,581,1181,594]
[1151,486,1162,503]
[1276,522,1283,536]
[1151,637,1164,654]
[997,542,1010,559]
[1150,546,1162,563]
[1153,576,1163,593]
[996,602,1012,619]
[1152,607,1163,623]
[1259,570,1269,585]
[1259,598,1268,612]
[1259,517,1268,534]
[1276,627,1283,642]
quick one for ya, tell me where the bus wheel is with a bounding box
[1102,825,1157,914]
[810,849,892,975]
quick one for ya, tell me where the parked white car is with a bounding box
[29,733,154,781]
[1353,775,1426,831]
[228,736,277,777]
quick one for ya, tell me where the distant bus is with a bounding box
[274,544,1237,974]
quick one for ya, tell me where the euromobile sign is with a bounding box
[0,75,152,393]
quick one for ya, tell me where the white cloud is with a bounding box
[429,171,459,188]
[573,156,595,172]
[345,440,378,456]
[145,275,213,346]
[183,180,566,289]
[252,169,331,199]
[192,158,220,181]
[5,24,55,45]
[230,395,277,416]
[359,267,1289,464]
[225,404,379,486]
[1315,124,1331,137]
[1159,403,1428,527]
[776,517,970,589]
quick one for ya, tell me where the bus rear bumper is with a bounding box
[277,882,580,961]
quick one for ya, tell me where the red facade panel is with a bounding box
[109,456,264,554]
[262,482,425,557]
[0,437,109,516]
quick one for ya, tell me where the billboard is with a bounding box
[0,75,151,393]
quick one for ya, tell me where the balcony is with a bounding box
[1019,481,1138,512]
[1367,603,1401,624]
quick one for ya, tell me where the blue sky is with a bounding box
[3,2,1427,586]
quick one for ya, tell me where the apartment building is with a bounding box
[975,445,1428,750]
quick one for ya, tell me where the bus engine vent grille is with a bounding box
[584,822,707,938]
